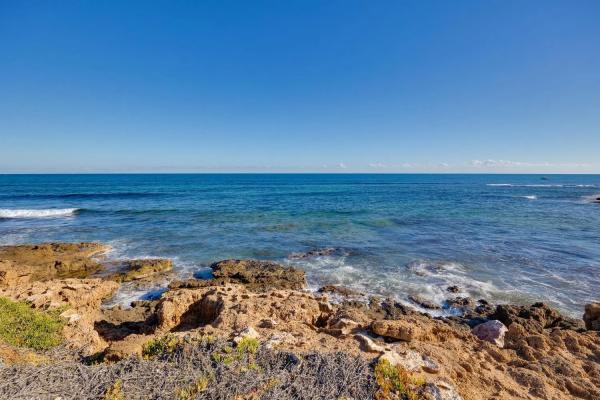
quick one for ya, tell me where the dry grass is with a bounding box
[0,338,375,399]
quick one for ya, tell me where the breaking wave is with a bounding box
[0,208,80,219]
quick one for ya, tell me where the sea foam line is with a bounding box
[0,208,80,218]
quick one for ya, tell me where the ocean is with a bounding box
[1,173,599,316]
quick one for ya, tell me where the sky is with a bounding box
[1,1,599,173]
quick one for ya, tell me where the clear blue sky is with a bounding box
[1,1,599,173]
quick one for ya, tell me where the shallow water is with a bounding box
[1,173,599,316]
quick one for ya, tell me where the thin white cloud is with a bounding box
[470,159,591,168]
[338,162,347,169]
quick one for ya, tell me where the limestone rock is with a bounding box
[380,348,440,374]
[0,278,119,354]
[355,333,387,353]
[471,320,508,347]
[371,319,421,341]
[489,302,584,333]
[409,295,441,310]
[0,242,108,285]
[318,285,361,297]
[170,259,306,292]
[424,380,464,400]
[108,258,173,282]
[211,259,306,291]
[104,334,152,361]
[233,327,260,344]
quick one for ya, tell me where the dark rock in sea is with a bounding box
[408,295,441,310]
[474,299,494,315]
[318,285,362,297]
[170,259,306,292]
[287,247,347,259]
[583,302,600,331]
[446,285,461,293]
[488,302,585,333]
[444,296,474,311]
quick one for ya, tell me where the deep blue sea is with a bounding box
[1,174,599,316]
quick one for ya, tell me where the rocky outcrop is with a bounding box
[0,242,108,285]
[0,278,119,354]
[583,302,600,331]
[108,258,173,282]
[2,245,599,400]
[318,285,361,297]
[170,259,306,292]
[488,302,585,333]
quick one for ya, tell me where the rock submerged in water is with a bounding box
[318,285,362,297]
[409,294,441,310]
[108,258,173,282]
[287,247,345,259]
[170,259,306,292]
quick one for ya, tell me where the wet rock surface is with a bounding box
[488,302,585,333]
[171,259,306,292]
[108,258,173,282]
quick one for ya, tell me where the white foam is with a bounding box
[523,195,537,200]
[0,208,79,218]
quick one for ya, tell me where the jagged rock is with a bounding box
[96,301,158,341]
[318,285,361,297]
[446,286,460,293]
[211,259,306,291]
[471,320,507,347]
[488,302,584,333]
[424,380,464,400]
[0,278,119,354]
[258,318,278,329]
[104,334,152,361]
[583,302,600,331]
[380,349,441,374]
[108,259,173,282]
[409,295,441,310]
[371,319,422,341]
[170,259,306,292]
[0,242,108,285]
[355,333,387,353]
[444,297,474,311]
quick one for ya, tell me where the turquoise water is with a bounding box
[1,174,599,316]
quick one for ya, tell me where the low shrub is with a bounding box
[374,358,426,400]
[0,297,65,350]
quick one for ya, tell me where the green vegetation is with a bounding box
[374,359,426,400]
[236,336,259,355]
[0,297,65,350]
[142,334,179,358]
[177,375,211,400]
[211,337,261,366]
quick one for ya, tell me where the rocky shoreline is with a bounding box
[0,242,599,399]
